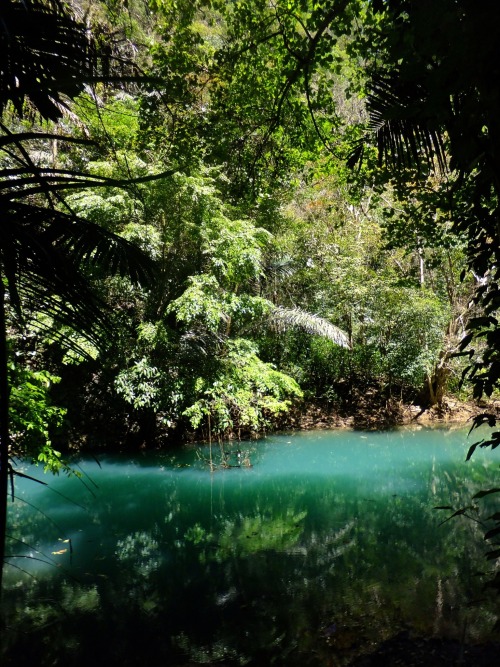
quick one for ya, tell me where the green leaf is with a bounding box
[473,488,500,499]
[466,442,479,461]
[269,306,350,348]
[484,526,500,541]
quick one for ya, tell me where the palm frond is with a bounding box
[0,0,100,121]
[0,165,178,200]
[269,306,350,348]
[349,73,448,174]
[0,133,95,149]
[2,214,106,344]
[368,74,448,172]
[1,202,155,347]
[264,255,295,280]
[9,202,154,284]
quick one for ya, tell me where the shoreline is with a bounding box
[277,396,500,433]
[67,396,500,452]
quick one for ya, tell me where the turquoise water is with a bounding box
[2,427,500,665]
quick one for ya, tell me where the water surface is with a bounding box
[2,427,500,665]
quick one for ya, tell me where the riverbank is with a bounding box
[278,395,500,432]
[65,386,500,451]
[171,393,500,447]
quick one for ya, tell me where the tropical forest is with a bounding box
[1,1,500,665]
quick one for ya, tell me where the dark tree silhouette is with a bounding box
[0,0,157,591]
[355,0,500,432]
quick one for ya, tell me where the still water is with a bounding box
[2,427,500,665]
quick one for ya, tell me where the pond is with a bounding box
[2,426,500,665]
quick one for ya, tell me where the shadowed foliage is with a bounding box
[0,0,157,591]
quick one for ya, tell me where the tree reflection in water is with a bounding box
[2,427,500,666]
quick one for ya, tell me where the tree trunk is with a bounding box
[0,277,10,595]
[423,351,450,407]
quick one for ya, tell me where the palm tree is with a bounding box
[351,1,500,423]
[0,0,162,590]
[347,0,500,573]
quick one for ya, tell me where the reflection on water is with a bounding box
[2,427,500,665]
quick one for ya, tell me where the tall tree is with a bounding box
[0,0,159,591]
[352,0,500,437]
[162,0,499,414]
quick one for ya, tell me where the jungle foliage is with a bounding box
[1,0,498,460]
